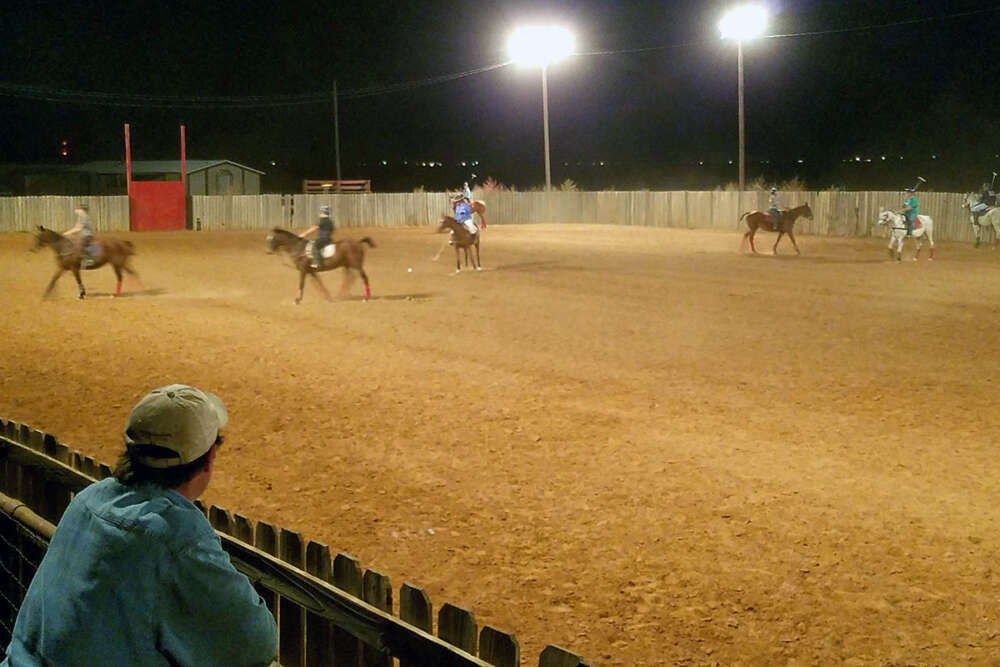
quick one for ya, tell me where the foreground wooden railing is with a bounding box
[0,418,593,667]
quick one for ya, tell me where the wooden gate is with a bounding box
[125,124,187,231]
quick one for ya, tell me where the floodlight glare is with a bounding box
[719,5,768,40]
[508,26,575,67]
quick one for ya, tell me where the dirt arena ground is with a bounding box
[3,224,1000,666]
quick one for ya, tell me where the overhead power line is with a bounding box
[0,5,995,108]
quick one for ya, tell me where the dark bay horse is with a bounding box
[266,227,375,304]
[32,226,139,299]
[739,203,813,255]
[437,215,481,272]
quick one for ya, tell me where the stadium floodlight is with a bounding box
[508,26,575,190]
[720,5,769,194]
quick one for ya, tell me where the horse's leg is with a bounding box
[72,267,85,299]
[454,246,461,273]
[122,263,145,291]
[113,265,123,296]
[992,220,999,250]
[913,235,922,261]
[974,222,982,248]
[295,269,306,304]
[43,268,65,298]
[335,266,354,297]
[474,240,481,270]
[748,226,758,254]
[359,269,371,300]
[787,229,801,255]
[311,271,333,301]
[772,231,784,255]
[928,228,935,260]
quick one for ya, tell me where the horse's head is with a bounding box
[876,208,896,226]
[31,226,61,252]
[437,215,456,233]
[265,232,277,254]
[962,192,978,209]
[266,227,300,254]
[800,202,813,220]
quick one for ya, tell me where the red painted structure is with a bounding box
[125,124,187,231]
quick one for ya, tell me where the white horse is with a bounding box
[961,192,1000,249]
[877,208,935,261]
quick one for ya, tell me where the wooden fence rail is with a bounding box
[0,418,593,667]
[2,191,991,245]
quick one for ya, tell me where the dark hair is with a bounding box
[113,435,223,488]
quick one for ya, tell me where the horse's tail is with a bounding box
[737,211,750,228]
[359,236,376,248]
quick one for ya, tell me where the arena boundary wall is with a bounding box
[2,191,989,245]
[0,419,594,667]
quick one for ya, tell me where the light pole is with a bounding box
[720,6,768,194]
[509,26,575,191]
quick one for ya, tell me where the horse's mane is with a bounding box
[270,227,302,240]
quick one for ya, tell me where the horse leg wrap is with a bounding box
[115,282,122,296]
[929,247,935,259]
[364,284,371,300]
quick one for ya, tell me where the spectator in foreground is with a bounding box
[1,384,277,667]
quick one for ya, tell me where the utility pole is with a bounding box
[333,80,342,192]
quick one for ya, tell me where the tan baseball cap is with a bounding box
[124,384,228,468]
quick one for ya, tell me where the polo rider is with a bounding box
[300,205,334,269]
[63,202,95,267]
[971,181,996,225]
[901,188,919,237]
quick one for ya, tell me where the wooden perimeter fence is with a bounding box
[1,192,990,245]
[0,419,593,667]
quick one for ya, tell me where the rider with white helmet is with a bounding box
[63,202,95,267]
[768,187,782,231]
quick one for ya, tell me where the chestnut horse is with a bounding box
[739,203,813,255]
[437,215,481,272]
[31,226,139,299]
[266,227,375,304]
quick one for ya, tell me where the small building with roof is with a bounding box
[1,160,265,196]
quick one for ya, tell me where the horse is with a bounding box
[437,215,481,272]
[738,203,813,255]
[31,226,140,299]
[265,227,375,304]
[961,192,1000,249]
[877,208,935,261]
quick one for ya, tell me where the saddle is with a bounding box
[304,240,336,259]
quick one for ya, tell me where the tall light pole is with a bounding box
[720,6,768,193]
[509,26,575,191]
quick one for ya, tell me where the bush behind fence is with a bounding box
[2,192,986,244]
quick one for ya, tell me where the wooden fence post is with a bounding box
[332,553,363,667]
[399,583,432,667]
[361,569,392,667]
[479,626,519,667]
[304,541,335,667]
[438,603,477,656]
[279,528,306,667]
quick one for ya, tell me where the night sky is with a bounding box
[2,0,999,191]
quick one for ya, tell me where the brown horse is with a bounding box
[437,215,481,272]
[468,199,487,228]
[738,203,813,255]
[31,226,139,299]
[266,227,375,304]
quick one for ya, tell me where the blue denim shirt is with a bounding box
[2,478,277,667]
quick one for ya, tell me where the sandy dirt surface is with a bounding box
[3,224,1000,666]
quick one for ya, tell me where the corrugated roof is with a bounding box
[70,160,265,175]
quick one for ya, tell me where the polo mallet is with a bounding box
[991,171,997,189]
[912,176,927,192]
